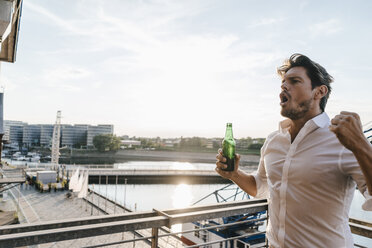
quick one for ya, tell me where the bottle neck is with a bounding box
[225,125,233,139]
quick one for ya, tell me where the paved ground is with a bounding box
[0,165,153,248]
[3,185,151,248]
[86,190,183,248]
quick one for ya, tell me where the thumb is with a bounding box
[329,125,337,133]
[235,154,240,166]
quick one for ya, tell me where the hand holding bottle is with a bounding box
[221,123,236,171]
[215,148,240,180]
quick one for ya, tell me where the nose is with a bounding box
[281,81,288,91]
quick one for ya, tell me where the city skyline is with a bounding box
[3,119,113,148]
[1,0,372,138]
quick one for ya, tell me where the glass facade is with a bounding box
[73,124,89,148]
[4,120,27,146]
[23,124,41,146]
[61,124,89,148]
[61,124,74,147]
[87,125,114,147]
[40,124,54,147]
[4,121,113,149]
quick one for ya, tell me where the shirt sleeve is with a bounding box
[339,147,372,211]
[252,155,269,199]
[252,134,272,199]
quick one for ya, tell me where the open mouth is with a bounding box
[280,92,289,105]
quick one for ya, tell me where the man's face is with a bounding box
[279,66,317,120]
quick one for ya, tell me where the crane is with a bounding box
[51,110,61,169]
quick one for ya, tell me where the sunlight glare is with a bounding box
[170,161,195,170]
[171,183,193,233]
[172,183,193,208]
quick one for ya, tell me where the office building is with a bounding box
[40,124,54,147]
[4,120,113,149]
[4,120,27,147]
[23,124,41,147]
[87,125,114,148]
[61,124,90,148]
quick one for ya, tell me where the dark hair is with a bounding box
[277,53,334,112]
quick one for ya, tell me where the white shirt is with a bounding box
[253,112,372,248]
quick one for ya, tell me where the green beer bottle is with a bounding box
[222,123,235,171]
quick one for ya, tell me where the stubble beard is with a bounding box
[281,98,313,120]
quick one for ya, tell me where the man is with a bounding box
[216,54,372,247]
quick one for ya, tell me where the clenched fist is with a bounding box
[329,111,368,152]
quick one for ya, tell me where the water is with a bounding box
[90,161,372,247]
[91,183,229,211]
[114,161,217,171]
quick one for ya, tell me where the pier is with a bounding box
[87,168,231,184]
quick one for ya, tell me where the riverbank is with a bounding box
[63,149,260,166]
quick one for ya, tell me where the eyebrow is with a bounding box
[282,76,303,83]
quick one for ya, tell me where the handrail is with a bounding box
[0,199,268,247]
[82,217,268,248]
[349,217,372,238]
[0,194,370,247]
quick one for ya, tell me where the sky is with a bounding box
[1,0,372,138]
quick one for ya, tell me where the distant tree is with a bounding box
[109,135,121,151]
[139,138,158,148]
[73,142,85,149]
[93,134,121,152]
[180,137,202,148]
[248,143,264,150]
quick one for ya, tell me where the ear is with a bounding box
[314,85,328,100]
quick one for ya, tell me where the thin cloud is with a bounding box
[25,1,83,35]
[0,76,18,92]
[42,66,91,92]
[43,66,91,81]
[247,17,287,28]
[309,19,343,37]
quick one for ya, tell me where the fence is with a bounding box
[0,198,268,247]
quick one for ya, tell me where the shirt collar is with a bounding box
[279,112,330,133]
[311,112,331,128]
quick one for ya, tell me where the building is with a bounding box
[61,124,74,147]
[73,124,89,148]
[87,125,114,148]
[3,120,27,147]
[23,124,41,147]
[3,120,114,149]
[40,124,54,147]
[121,140,141,148]
[61,124,89,148]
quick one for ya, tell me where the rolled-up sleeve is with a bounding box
[253,156,269,199]
[252,138,270,199]
[339,147,372,211]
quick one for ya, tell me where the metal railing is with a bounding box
[0,194,371,247]
[0,198,268,247]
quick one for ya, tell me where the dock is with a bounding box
[87,168,231,184]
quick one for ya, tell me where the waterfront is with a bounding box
[92,183,372,247]
[2,159,371,246]
[91,161,372,247]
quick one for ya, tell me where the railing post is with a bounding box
[151,227,158,248]
[114,175,118,214]
[105,175,108,212]
[266,207,269,248]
